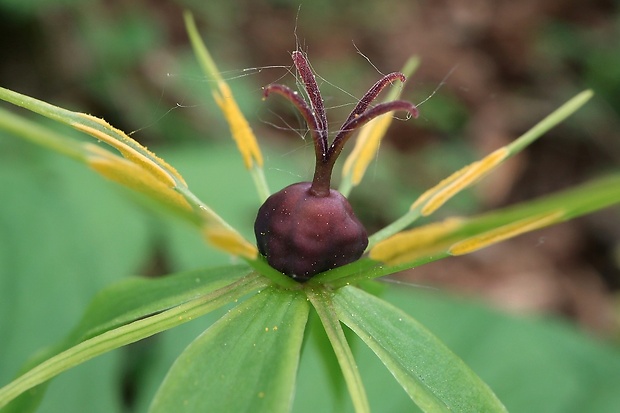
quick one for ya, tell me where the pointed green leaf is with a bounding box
[307,289,370,413]
[381,284,620,412]
[333,286,507,413]
[68,265,254,342]
[149,286,309,413]
[0,270,266,411]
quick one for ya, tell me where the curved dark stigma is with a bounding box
[263,83,327,158]
[292,51,328,146]
[341,72,407,127]
[263,50,419,196]
[327,100,419,168]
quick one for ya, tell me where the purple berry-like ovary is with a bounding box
[254,51,418,281]
[255,182,368,281]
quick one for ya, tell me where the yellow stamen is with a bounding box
[449,210,565,256]
[342,113,394,186]
[87,143,257,258]
[370,218,464,265]
[412,148,509,216]
[340,57,418,193]
[184,12,264,171]
[85,144,192,213]
[203,226,258,259]
[73,114,187,187]
[212,81,263,169]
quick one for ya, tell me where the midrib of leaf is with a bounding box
[307,288,371,413]
[333,286,508,413]
[149,286,309,413]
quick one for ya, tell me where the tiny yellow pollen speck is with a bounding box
[265,327,269,332]
[273,326,278,331]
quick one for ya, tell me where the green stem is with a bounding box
[0,106,86,161]
[250,164,271,202]
[507,90,593,155]
[367,209,421,249]
[245,256,301,289]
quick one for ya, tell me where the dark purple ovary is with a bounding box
[254,182,368,281]
[254,51,417,282]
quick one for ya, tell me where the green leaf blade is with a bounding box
[333,286,507,413]
[149,286,310,413]
[0,268,265,412]
[307,289,371,413]
[69,264,254,342]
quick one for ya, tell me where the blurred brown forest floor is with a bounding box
[1,0,619,335]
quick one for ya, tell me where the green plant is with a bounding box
[1,11,619,413]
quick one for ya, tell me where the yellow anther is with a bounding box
[74,114,186,187]
[449,210,565,256]
[412,148,509,216]
[85,144,192,213]
[370,218,464,265]
[204,226,258,260]
[342,113,394,186]
[212,81,263,169]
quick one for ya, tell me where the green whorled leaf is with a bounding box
[293,281,620,412]
[307,289,370,413]
[0,141,149,413]
[306,311,348,408]
[66,264,253,343]
[0,267,264,413]
[379,284,620,412]
[149,286,309,413]
[333,286,507,413]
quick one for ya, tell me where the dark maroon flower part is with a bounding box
[254,51,418,281]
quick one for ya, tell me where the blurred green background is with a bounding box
[1,0,620,412]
